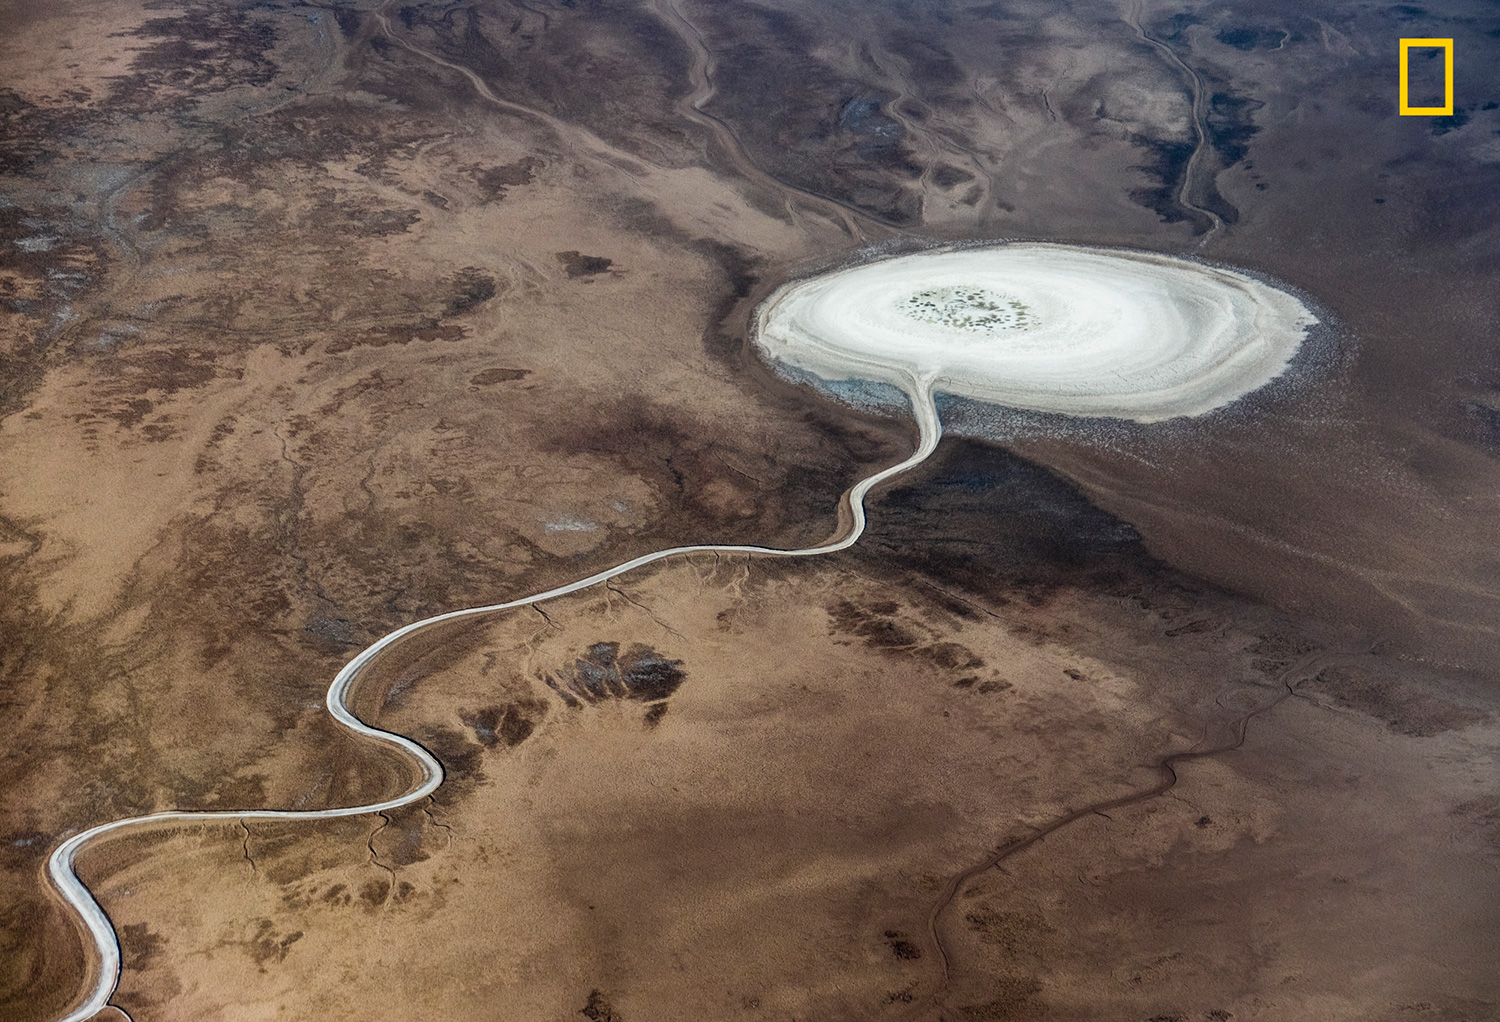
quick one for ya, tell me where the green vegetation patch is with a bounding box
[900,285,1033,333]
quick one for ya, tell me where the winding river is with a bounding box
[48,375,943,1022]
[47,242,1315,1021]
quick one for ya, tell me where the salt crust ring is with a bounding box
[754,243,1318,423]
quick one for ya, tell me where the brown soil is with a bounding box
[3,0,1498,1020]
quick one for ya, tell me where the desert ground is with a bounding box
[2,1,1498,1021]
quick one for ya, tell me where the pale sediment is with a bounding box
[754,243,1318,423]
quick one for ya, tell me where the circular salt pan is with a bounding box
[754,243,1317,423]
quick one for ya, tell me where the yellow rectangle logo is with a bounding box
[1400,38,1454,115]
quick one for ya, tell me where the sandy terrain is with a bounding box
[2,0,1498,1020]
[74,544,1500,1021]
[0,2,905,1014]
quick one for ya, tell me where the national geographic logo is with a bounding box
[1400,38,1454,116]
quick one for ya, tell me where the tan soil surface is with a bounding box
[3,0,1498,1020]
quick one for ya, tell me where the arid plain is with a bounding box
[2,1,1498,1021]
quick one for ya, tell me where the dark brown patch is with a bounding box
[861,436,1150,604]
[443,267,500,315]
[580,989,618,1021]
[119,922,164,971]
[1308,666,1491,737]
[697,4,924,224]
[528,392,902,552]
[476,157,542,200]
[827,599,923,649]
[81,347,225,436]
[110,5,281,114]
[326,320,466,354]
[557,251,615,278]
[827,600,991,687]
[411,725,486,808]
[375,804,438,867]
[470,367,530,386]
[245,919,303,970]
[884,929,923,960]
[545,642,686,706]
[933,164,976,187]
[459,699,547,748]
[358,878,391,909]
[918,641,985,670]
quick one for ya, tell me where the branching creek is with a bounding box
[46,6,1298,1020]
[645,0,905,241]
[1127,0,1226,245]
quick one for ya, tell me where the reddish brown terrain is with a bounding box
[2,1,1497,1021]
